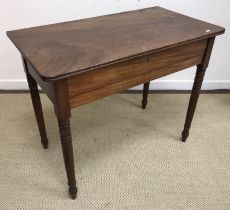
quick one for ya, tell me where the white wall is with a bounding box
[0,0,229,90]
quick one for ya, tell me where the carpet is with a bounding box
[0,93,230,209]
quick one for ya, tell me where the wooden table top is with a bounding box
[7,6,224,81]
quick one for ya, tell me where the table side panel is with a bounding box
[68,56,148,96]
[69,39,208,108]
[68,39,207,98]
[69,58,199,108]
[27,62,55,102]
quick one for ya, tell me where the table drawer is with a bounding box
[68,39,207,98]
[69,58,203,108]
[68,56,149,97]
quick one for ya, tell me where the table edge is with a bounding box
[18,33,225,82]
[6,6,225,82]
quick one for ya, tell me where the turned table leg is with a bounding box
[182,37,215,142]
[58,118,77,199]
[182,64,206,142]
[142,82,150,109]
[54,80,77,199]
[23,58,49,148]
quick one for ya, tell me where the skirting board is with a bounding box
[0,79,230,90]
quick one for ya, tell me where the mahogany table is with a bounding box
[7,7,225,199]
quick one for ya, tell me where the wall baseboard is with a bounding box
[0,79,230,90]
[130,80,230,90]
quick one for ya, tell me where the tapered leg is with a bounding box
[142,82,150,109]
[25,69,49,148]
[182,37,215,142]
[58,118,77,199]
[182,64,206,142]
[53,80,77,199]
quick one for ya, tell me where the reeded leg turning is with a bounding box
[182,64,206,142]
[58,119,77,199]
[142,82,150,109]
[24,61,49,148]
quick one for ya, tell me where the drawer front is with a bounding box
[68,56,149,97]
[68,39,207,98]
[69,54,204,108]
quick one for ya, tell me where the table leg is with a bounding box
[58,118,77,199]
[182,64,206,142]
[142,82,150,109]
[23,59,49,149]
[53,80,77,199]
[181,37,215,142]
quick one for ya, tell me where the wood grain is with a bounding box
[7,7,224,80]
[69,40,208,108]
[68,39,207,97]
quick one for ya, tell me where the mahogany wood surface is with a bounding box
[68,39,207,100]
[7,6,225,199]
[7,7,224,80]
[69,40,208,108]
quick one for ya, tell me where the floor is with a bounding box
[0,93,230,209]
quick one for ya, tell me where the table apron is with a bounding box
[27,62,55,102]
[68,39,208,108]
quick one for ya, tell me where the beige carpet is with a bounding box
[0,93,230,209]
